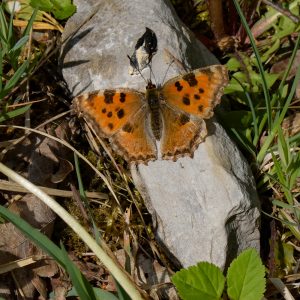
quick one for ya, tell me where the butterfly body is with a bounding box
[146,83,163,140]
[73,65,228,164]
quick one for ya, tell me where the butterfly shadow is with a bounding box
[60,27,93,69]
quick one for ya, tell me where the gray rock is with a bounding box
[62,0,260,269]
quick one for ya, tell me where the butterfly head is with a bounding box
[146,80,156,90]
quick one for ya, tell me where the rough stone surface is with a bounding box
[62,0,260,268]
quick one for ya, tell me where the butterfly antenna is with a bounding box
[148,60,157,85]
[127,54,147,83]
[161,58,175,85]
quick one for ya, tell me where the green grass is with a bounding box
[222,0,300,287]
[0,3,37,121]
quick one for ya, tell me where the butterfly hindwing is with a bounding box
[161,65,228,119]
[160,103,207,161]
[110,109,157,163]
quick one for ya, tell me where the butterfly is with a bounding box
[72,65,228,164]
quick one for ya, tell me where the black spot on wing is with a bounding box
[102,108,106,113]
[120,92,126,103]
[108,123,114,130]
[117,109,125,119]
[107,111,113,118]
[179,114,190,125]
[198,105,204,112]
[182,96,190,105]
[199,88,204,94]
[104,90,115,104]
[194,94,200,100]
[182,73,198,87]
[175,81,183,91]
[122,123,133,133]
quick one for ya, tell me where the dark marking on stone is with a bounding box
[107,111,113,118]
[175,81,183,91]
[183,73,198,87]
[117,109,125,119]
[194,94,200,100]
[123,123,133,132]
[108,123,114,130]
[182,96,190,105]
[179,114,190,125]
[120,92,126,103]
[199,88,204,93]
[102,108,106,113]
[198,105,204,112]
[104,90,115,104]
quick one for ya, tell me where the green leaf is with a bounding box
[264,72,280,89]
[30,0,76,19]
[226,57,241,71]
[172,262,225,300]
[30,0,53,11]
[0,104,31,123]
[52,0,76,20]
[227,248,266,300]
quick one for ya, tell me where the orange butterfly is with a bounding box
[73,65,228,164]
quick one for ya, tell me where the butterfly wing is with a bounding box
[160,103,207,161]
[159,65,228,161]
[109,108,157,163]
[73,89,157,164]
[161,65,228,118]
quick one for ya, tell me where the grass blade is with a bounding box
[9,35,29,53]
[0,104,31,122]
[23,7,38,37]
[232,0,272,131]
[60,242,96,300]
[257,62,300,163]
[0,6,8,43]
[0,60,29,97]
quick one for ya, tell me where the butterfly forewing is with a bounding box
[161,65,228,119]
[73,89,145,137]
